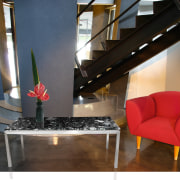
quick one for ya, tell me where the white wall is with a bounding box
[126,41,180,100]
[166,42,180,90]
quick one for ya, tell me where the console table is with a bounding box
[4,117,120,168]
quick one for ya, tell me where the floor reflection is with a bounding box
[124,140,180,171]
[73,93,127,128]
[172,160,178,171]
[135,150,140,164]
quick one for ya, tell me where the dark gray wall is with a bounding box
[14,0,76,117]
[0,74,4,100]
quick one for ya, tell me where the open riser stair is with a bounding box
[74,0,180,96]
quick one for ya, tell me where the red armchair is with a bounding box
[126,91,180,160]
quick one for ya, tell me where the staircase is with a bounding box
[0,87,22,132]
[74,0,180,96]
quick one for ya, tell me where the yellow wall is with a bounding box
[127,41,180,99]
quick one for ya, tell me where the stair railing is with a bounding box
[76,0,141,54]
[75,0,95,77]
[75,0,141,77]
[77,0,95,18]
[75,55,88,77]
[174,0,180,10]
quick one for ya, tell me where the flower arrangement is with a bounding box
[27,49,49,101]
[27,82,49,101]
[27,49,49,128]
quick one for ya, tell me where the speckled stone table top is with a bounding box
[6,117,120,131]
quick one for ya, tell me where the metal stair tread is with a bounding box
[0,100,22,113]
[0,116,14,125]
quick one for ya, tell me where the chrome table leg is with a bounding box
[106,134,109,149]
[4,133,12,167]
[114,131,120,168]
[20,135,25,160]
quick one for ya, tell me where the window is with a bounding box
[77,11,93,64]
[3,3,19,88]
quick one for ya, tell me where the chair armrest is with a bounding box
[126,96,155,134]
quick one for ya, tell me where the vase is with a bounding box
[36,101,44,129]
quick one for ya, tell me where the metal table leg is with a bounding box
[114,131,120,168]
[4,134,12,168]
[106,134,109,149]
[20,135,25,160]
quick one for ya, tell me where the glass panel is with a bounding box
[77,11,93,64]
[3,5,17,87]
[3,6,11,30]
[107,9,115,40]
[6,33,17,87]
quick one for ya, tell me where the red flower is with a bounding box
[27,82,49,101]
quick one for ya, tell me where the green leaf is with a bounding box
[31,49,40,86]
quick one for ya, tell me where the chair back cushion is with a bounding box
[126,96,155,134]
[150,91,180,119]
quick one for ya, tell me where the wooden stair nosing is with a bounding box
[153,0,171,14]
[136,14,154,28]
[105,40,122,50]
[119,28,136,40]
[81,59,94,67]
[92,50,106,59]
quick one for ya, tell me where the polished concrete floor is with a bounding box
[0,93,180,171]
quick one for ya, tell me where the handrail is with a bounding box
[77,0,95,18]
[174,0,180,10]
[76,0,141,53]
[75,55,88,77]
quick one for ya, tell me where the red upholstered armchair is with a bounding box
[126,91,180,160]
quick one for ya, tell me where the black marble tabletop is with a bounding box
[6,117,120,131]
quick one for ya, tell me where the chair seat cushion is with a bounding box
[135,116,180,146]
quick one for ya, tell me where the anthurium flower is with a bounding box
[27,82,49,101]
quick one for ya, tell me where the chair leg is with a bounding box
[137,136,141,149]
[174,146,179,160]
